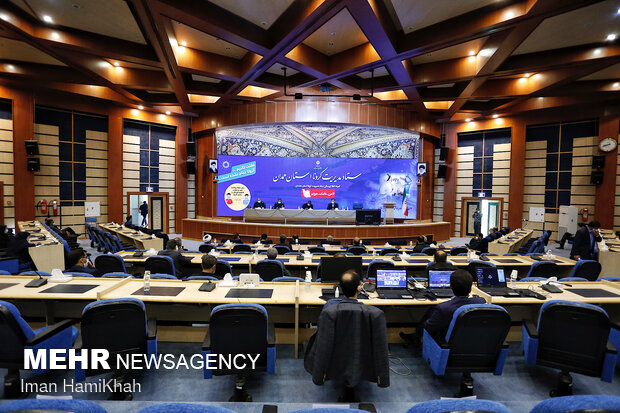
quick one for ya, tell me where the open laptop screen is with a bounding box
[476,267,506,286]
[376,269,406,288]
[428,270,454,288]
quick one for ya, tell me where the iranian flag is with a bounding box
[402,182,410,216]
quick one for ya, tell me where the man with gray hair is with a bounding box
[266,247,291,277]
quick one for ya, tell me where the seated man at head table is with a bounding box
[158,240,193,278]
[272,198,285,209]
[253,197,266,209]
[266,247,291,277]
[201,254,217,276]
[400,269,485,348]
[66,248,99,276]
[302,200,314,210]
[323,269,363,309]
[326,199,339,210]
[427,250,458,273]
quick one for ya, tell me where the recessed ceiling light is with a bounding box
[138,105,144,110]
[42,15,53,23]
[165,111,171,115]
[51,32,60,40]
[617,7,620,15]
[465,118,471,122]
[523,73,531,78]
[613,82,619,88]
[468,50,476,56]
[261,21,267,26]
[607,33,617,41]
[72,4,81,9]
[113,62,120,67]
[0,14,9,21]
[492,114,499,118]
[180,40,187,47]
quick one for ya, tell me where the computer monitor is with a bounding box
[476,267,505,286]
[376,269,407,288]
[319,256,363,282]
[355,209,381,225]
[428,270,454,288]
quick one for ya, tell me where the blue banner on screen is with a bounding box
[217,155,417,218]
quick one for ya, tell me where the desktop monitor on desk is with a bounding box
[320,256,363,282]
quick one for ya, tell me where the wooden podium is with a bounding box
[384,202,396,224]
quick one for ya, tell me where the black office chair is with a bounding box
[524,261,558,279]
[346,246,366,256]
[145,256,176,277]
[199,244,215,253]
[75,298,157,400]
[94,254,127,275]
[0,301,78,398]
[423,304,510,397]
[274,245,291,255]
[215,260,232,279]
[308,246,326,254]
[565,260,601,281]
[522,300,618,396]
[366,259,396,279]
[232,244,252,254]
[380,248,400,256]
[450,247,468,256]
[255,259,286,281]
[202,304,275,402]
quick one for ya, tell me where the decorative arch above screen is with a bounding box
[216,122,419,159]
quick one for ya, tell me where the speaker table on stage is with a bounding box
[383,202,396,224]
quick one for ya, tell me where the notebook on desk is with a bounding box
[376,269,411,299]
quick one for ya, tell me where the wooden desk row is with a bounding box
[1,275,620,358]
[599,229,620,278]
[99,223,164,250]
[487,229,533,255]
[18,221,65,273]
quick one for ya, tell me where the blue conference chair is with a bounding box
[198,244,215,253]
[0,300,78,398]
[366,259,395,279]
[566,259,601,281]
[308,246,326,254]
[184,275,218,282]
[0,399,107,413]
[215,260,232,279]
[0,270,11,275]
[518,277,547,282]
[422,304,510,397]
[256,259,286,281]
[0,256,19,275]
[202,304,275,402]
[272,276,305,282]
[75,298,157,400]
[525,260,558,279]
[150,273,177,280]
[406,399,510,413]
[560,277,588,282]
[465,260,495,278]
[274,245,291,255]
[346,246,366,256]
[522,300,617,396]
[232,244,252,254]
[421,247,436,256]
[380,247,400,256]
[19,271,51,277]
[600,276,620,282]
[530,395,620,413]
[290,409,369,413]
[63,272,95,277]
[480,252,498,257]
[145,255,176,277]
[449,247,468,256]
[102,272,134,278]
[137,404,236,413]
[95,254,127,275]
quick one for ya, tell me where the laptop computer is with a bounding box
[427,270,455,298]
[476,267,518,296]
[376,269,411,299]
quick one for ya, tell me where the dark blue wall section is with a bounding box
[35,106,108,207]
[458,127,511,197]
[526,119,598,213]
[0,99,11,120]
[124,120,175,194]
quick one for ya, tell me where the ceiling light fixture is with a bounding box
[113,62,120,67]
[42,15,53,23]
[468,50,476,56]
[492,114,499,118]
[138,105,144,110]
[523,73,531,78]
[51,32,60,40]
[180,40,187,47]
[0,14,9,21]
[606,33,617,41]
[465,118,471,122]
[282,67,374,101]
[165,111,171,115]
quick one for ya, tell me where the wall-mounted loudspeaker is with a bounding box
[437,164,447,179]
[186,142,196,157]
[27,158,40,172]
[592,156,605,169]
[186,156,196,175]
[590,171,604,185]
[439,147,449,161]
[25,140,39,155]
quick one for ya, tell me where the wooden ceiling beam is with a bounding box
[0,60,95,85]
[174,47,243,81]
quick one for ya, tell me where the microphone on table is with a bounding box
[25,271,48,288]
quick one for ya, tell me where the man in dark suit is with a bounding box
[139,201,148,226]
[412,236,427,253]
[323,269,362,309]
[272,198,285,209]
[570,221,602,261]
[468,233,488,253]
[400,269,485,347]
[326,199,339,210]
[302,200,313,210]
[158,240,193,278]
[427,250,457,272]
[253,197,266,209]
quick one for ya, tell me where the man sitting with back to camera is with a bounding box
[266,246,292,277]
[400,269,485,347]
[201,254,217,276]
[427,250,457,272]
[323,269,363,309]
[158,239,193,278]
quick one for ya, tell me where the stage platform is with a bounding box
[182,217,452,243]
